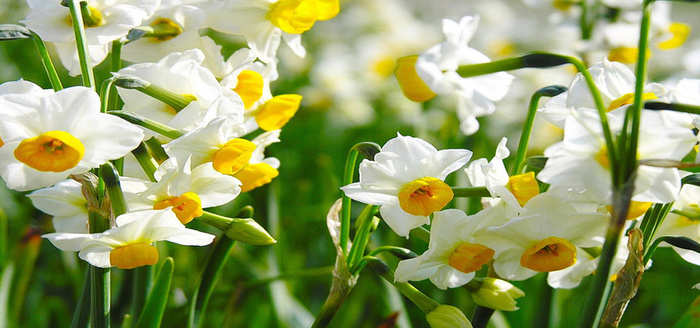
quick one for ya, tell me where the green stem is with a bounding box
[455,52,615,172]
[365,257,438,313]
[347,205,380,272]
[100,163,127,216]
[577,3,654,327]
[71,269,91,328]
[107,110,184,139]
[409,227,431,244]
[29,31,62,91]
[132,265,154,326]
[512,85,568,175]
[100,79,115,114]
[144,137,169,163]
[472,307,496,328]
[340,149,359,257]
[640,203,674,264]
[451,187,491,198]
[67,0,95,88]
[131,143,158,182]
[644,101,700,114]
[91,266,111,328]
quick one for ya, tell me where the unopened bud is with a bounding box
[425,305,472,328]
[224,218,276,246]
[470,277,525,311]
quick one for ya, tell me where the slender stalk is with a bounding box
[131,266,153,324]
[131,143,158,182]
[576,3,654,327]
[347,205,380,273]
[340,149,359,257]
[512,85,568,175]
[107,110,184,140]
[365,257,438,313]
[472,307,496,328]
[100,79,115,114]
[66,0,95,88]
[29,31,62,91]
[71,269,91,328]
[144,137,169,163]
[451,187,491,198]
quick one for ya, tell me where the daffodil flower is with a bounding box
[203,0,340,61]
[475,193,609,281]
[394,208,507,289]
[341,134,471,237]
[122,157,241,224]
[396,15,514,135]
[23,0,160,75]
[116,49,245,134]
[0,83,144,191]
[538,108,697,204]
[43,209,215,269]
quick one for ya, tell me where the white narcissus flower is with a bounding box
[43,209,214,269]
[28,179,88,233]
[202,0,340,61]
[395,208,507,289]
[538,108,697,205]
[23,0,160,76]
[121,4,208,64]
[0,83,144,191]
[653,184,700,265]
[116,49,245,134]
[475,192,609,281]
[122,157,241,224]
[341,134,472,237]
[395,15,514,135]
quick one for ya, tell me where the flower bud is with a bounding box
[470,278,525,311]
[425,305,472,328]
[224,218,277,246]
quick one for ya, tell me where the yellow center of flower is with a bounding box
[395,55,437,102]
[605,201,653,220]
[148,18,183,42]
[234,70,265,109]
[397,177,453,216]
[212,138,256,175]
[372,56,396,78]
[506,172,539,206]
[254,94,302,131]
[153,192,204,224]
[14,131,85,172]
[607,92,658,112]
[109,243,159,269]
[595,146,611,169]
[66,6,104,28]
[0,136,4,148]
[607,47,639,64]
[448,243,495,273]
[267,0,339,34]
[234,163,280,192]
[521,236,577,272]
[659,22,691,50]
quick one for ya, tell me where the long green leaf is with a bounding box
[0,264,14,328]
[136,257,174,328]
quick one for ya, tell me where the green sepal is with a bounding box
[682,173,700,187]
[135,258,174,328]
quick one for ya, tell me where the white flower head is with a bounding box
[116,49,244,135]
[341,133,472,237]
[0,83,144,191]
[395,208,508,289]
[538,108,697,205]
[43,209,214,269]
[475,192,609,281]
[404,15,514,135]
[23,0,160,75]
[123,157,241,224]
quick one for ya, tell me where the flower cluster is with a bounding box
[1,0,338,270]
